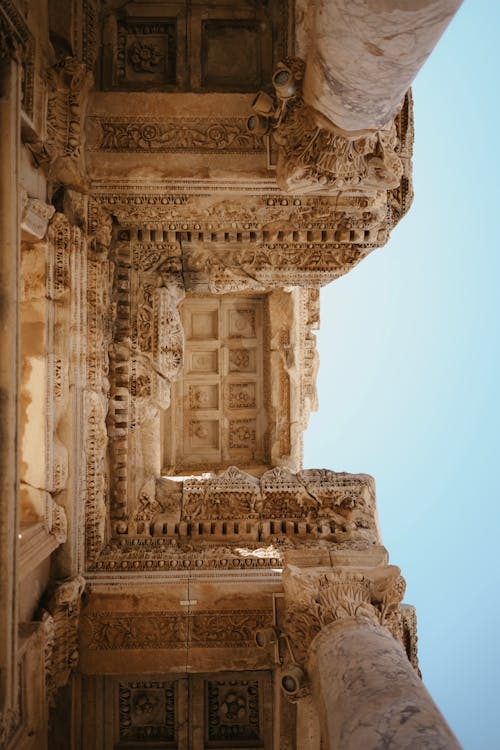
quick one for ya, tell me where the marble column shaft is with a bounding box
[307,616,462,750]
[303,0,462,131]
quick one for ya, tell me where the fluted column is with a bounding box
[302,0,463,132]
[283,562,462,750]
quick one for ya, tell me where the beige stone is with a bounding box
[0,0,463,746]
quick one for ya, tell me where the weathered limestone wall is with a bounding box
[0,51,22,744]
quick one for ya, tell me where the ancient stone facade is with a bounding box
[0,1,462,748]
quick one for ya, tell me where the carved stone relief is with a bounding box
[92,115,265,153]
[80,671,274,749]
[107,237,185,522]
[99,233,319,561]
[282,564,411,668]
[39,575,86,706]
[85,609,273,652]
[206,677,261,745]
[99,0,288,93]
[118,679,176,745]
[25,56,93,188]
[87,466,378,572]
[89,184,390,290]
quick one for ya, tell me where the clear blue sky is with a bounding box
[303,3,499,748]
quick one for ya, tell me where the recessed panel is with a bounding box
[187,350,219,375]
[188,384,219,410]
[188,419,219,450]
[206,677,262,747]
[165,295,268,472]
[229,419,257,451]
[189,309,219,340]
[228,308,256,338]
[117,20,177,89]
[202,21,262,90]
[228,383,256,409]
[118,680,176,746]
[228,348,257,373]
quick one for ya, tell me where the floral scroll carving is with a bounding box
[95,117,265,153]
[84,609,273,651]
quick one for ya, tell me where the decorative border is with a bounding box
[85,609,273,650]
[90,116,265,154]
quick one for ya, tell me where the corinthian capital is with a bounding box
[250,58,410,196]
[283,563,406,664]
[314,571,377,626]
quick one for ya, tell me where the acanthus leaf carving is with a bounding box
[27,57,92,187]
[254,57,409,196]
[39,575,86,705]
[283,564,408,666]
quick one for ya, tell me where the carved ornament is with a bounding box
[87,467,377,572]
[39,575,86,705]
[84,609,273,651]
[27,57,93,187]
[250,57,412,198]
[92,116,265,154]
[0,0,35,119]
[20,193,55,240]
[119,680,176,744]
[283,565,407,664]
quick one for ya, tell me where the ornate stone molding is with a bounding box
[82,608,273,651]
[107,238,185,522]
[0,1,35,120]
[27,57,93,187]
[90,116,265,154]
[45,494,68,546]
[107,467,377,536]
[39,575,86,706]
[90,183,389,289]
[86,467,377,573]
